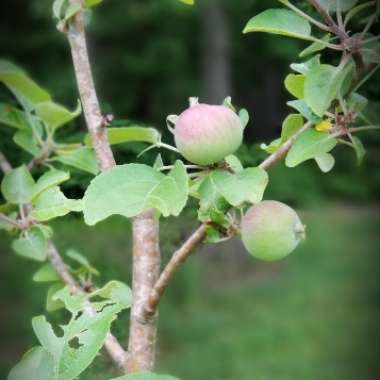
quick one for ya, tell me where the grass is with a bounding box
[0,205,379,379]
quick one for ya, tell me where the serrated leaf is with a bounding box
[35,101,81,130]
[286,129,337,167]
[83,162,188,225]
[12,227,47,262]
[66,249,99,276]
[7,346,55,380]
[31,186,83,222]
[290,54,321,75]
[84,127,160,147]
[110,373,180,380]
[351,136,366,165]
[314,153,335,173]
[284,74,305,99]
[53,147,99,175]
[0,60,51,110]
[243,9,312,41]
[287,100,321,123]
[211,167,268,207]
[304,62,354,117]
[300,34,331,57]
[0,103,30,129]
[33,263,61,283]
[1,166,35,204]
[319,0,358,12]
[32,170,70,200]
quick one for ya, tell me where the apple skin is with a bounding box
[241,201,305,261]
[174,103,243,165]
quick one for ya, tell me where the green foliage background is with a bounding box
[0,0,380,379]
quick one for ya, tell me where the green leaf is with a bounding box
[347,93,368,114]
[304,62,353,117]
[53,147,99,175]
[64,3,81,22]
[0,103,30,129]
[351,136,366,165]
[211,167,268,207]
[290,54,321,75]
[85,0,103,7]
[33,263,60,283]
[1,166,35,204]
[361,34,380,64]
[287,100,321,123]
[110,373,180,380]
[53,0,66,19]
[260,138,282,154]
[198,176,229,224]
[243,9,312,41]
[319,0,358,12]
[90,280,132,309]
[178,0,194,4]
[7,346,55,380]
[84,127,160,147]
[314,152,335,173]
[13,129,41,156]
[300,34,331,57]
[0,60,51,110]
[31,186,83,222]
[145,160,189,217]
[84,164,163,225]
[286,128,337,167]
[46,283,65,312]
[225,154,243,173]
[32,295,122,380]
[0,212,17,231]
[281,113,304,141]
[83,162,189,225]
[35,101,81,130]
[284,74,305,99]
[238,108,249,129]
[32,170,70,200]
[66,249,99,276]
[12,227,48,262]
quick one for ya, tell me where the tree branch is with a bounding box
[143,122,313,318]
[67,0,115,170]
[66,2,160,372]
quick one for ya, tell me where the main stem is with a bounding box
[67,0,160,372]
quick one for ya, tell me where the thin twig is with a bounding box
[349,125,380,133]
[307,0,348,40]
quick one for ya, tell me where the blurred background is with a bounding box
[0,0,379,379]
